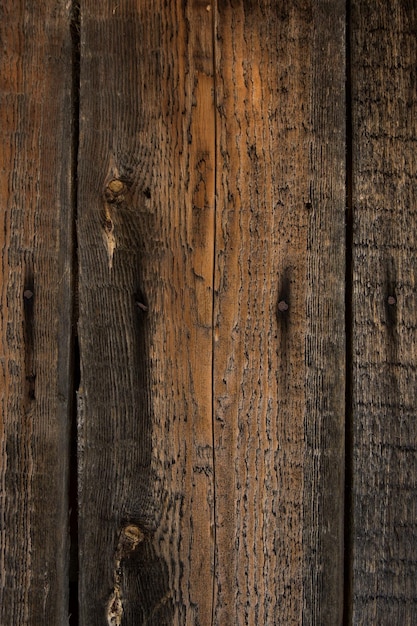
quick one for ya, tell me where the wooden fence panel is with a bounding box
[350,2,417,624]
[2,1,417,624]
[0,2,73,624]
[77,2,215,624]
[213,2,346,624]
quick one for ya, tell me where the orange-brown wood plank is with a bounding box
[350,2,417,623]
[213,2,346,623]
[0,2,73,624]
[77,1,215,623]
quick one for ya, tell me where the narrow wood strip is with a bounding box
[351,2,417,623]
[0,2,73,623]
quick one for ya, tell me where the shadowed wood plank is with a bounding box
[0,1,73,624]
[213,2,346,624]
[77,1,215,623]
[350,2,417,623]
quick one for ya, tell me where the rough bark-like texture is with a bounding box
[0,2,73,624]
[350,1,417,624]
[77,2,215,624]
[213,2,346,624]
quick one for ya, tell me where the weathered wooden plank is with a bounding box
[213,2,346,624]
[77,1,215,623]
[350,2,417,623]
[0,2,73,624]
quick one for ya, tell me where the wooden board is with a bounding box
[77,1,346,624]
[213,1,346,624]
[77,1,215,624]
[350,2,417,623]
[0,1,73,624]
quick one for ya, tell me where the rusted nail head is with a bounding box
[387,296,396,305]
[24,290,34,300]
[278,300,289,312]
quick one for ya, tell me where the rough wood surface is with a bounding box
[350,2,417,624]
[213,1,346,624]
[2,2,417,624]
[3,2,417,624]
[0,2,73,624]
[77,1,215,624]
[77,1,347,624]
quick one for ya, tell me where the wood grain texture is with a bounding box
[213,1,346,624]
[77,1,215,624]
[350,1,417,624]
[0,1,73,624]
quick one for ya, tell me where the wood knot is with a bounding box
[105,179,127,204]
[107,524,145,626]
[107,592,123,626]
[116,524,144,560]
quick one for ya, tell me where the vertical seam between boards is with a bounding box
[69,2,81,624]
[344,0,354,624]
[211,2,218,625]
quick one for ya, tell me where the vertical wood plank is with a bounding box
[77,1,215,623]
[213,1,346,624]
[351,2,417,623]
[0,2,73,624]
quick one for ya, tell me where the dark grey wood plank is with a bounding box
[350,2,417,623]
[0,2,73,624]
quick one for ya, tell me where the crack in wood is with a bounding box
[106,524,145,626]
